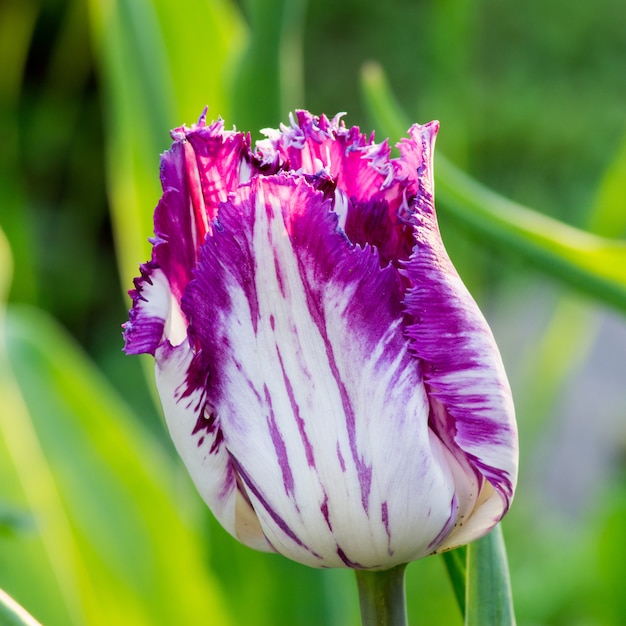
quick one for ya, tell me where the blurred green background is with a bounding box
[1,0,625,624]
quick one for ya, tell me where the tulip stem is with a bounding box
[355,564,408,626]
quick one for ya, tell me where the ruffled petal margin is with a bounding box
[124,111,254,355]
[258,111,386,202]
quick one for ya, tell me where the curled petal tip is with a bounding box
[198,106,209,126]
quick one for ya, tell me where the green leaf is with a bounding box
[359,62,409,144]
[0,228,11,301]
[441,546,467,615]
[0,502,34,537]
[0,588,43,626]
[360,62,626,314]
[1,305,232,626]
[231,0,308,131]
[433,160,626,312]
[86,0,245,289]
[464,525,516,626]
[588,130,626,237]
[0,0,39,304]
[0,229,231,626]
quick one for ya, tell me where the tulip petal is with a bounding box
[402,125,518,548]
[342,193,416,268]
[258,111,385,202]
[258,111,424,267]
[124,113,253,355]
[175,174,474,568]
[154,338,272,552]
[158,113,252,295]
[123,263,187,355]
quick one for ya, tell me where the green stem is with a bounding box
[355,564,408,626]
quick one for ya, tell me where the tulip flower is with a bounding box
[123,110,518,573]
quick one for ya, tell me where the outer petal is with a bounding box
[179,175,476,569]
[123,111,252,355]
[157,113,252,302]
[402,124,518,549]
[394,121,441,199]
[154,339,272,552]
[123,263,187,355]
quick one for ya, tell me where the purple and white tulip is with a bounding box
[123,110,518,570]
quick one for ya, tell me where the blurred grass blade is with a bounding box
[87,0,245,289]
[588,130,626,237]
[360,62,626,313]
[0,227,231,625]
[232,0,308,131]
[0,0,39,304]
[0,228,86,624]
[434,161,626,312]
[516,295,597,439]
[465,525,516,626]
[517,118,626,440]
[87,0,174,290]
[0,227,12,307]
[0,502,33,536]
[147,0,246,125]
[441,546,467,615]
[0,588,43,626]
[360,62,408,142]
[1,305,233,626]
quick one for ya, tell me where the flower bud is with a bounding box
[124,110,518,569]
